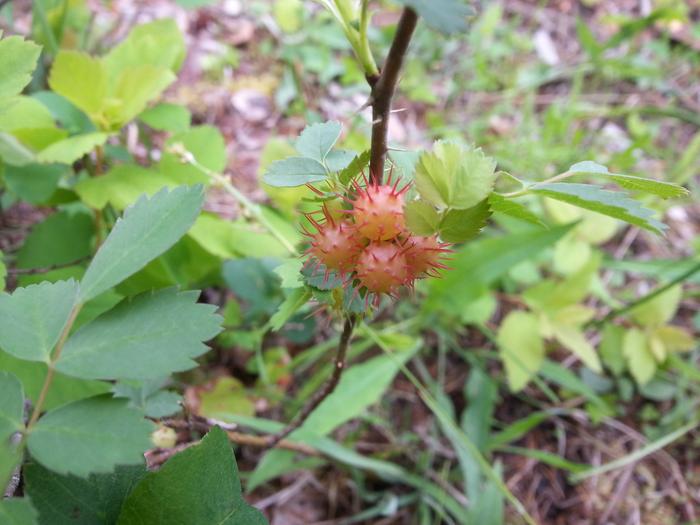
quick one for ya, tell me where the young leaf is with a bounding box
[294,121,342,162]
[48,51,107,120]
[0,131,35,165]
[268,287,312,331]
[27,396,154,477]
[629,284,682,327]
[488,193,545,227]
[438,198,491,243]
[117,426,267,525]
[497,311,545,392]
[0,36,42,99]
[25,462,147,525]
[529,182,666,235]
[551,325,602,373]
[0,498,38,525]
[622,328,656,385]
[404,200,440,236]
[35,132,108,164]
[139,103,191,133]
[262,157,328,187]
[104,66,175,127]
[395,0,474,34]
[0,280,78,362]
[78,186,205,302]
[338,150,370,185]
[56,289,222,380]
[0,372,24,441]
[568,160,689,199]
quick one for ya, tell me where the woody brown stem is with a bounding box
[368,7,418,184]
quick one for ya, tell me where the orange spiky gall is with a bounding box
[404,234,452,279]
[303,206,360,276]
[355,242,409,294]
[349,175,409,241]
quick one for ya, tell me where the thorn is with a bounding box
[305,183,325,196]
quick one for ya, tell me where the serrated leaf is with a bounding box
[0,35,42,98]
[273,258,304,288]
[551,325,602,373]
[395,0,473,34]
[56,289,222,380]
[27,396,154,477]
[268,287,311,331]
[338,149,370,185]
[438,198,491,243]
[48,51,107,120]
[25,462,146,525]
[294,120,341,162]
[139,103,191,133]
[404,200,440,235]
[622,328,656,385]
[0,372,24,441]
[568,161,688,199]
[415,141,497,210]
[113,380,183,419]
[35,132,108,164]
[530,182,666,235]
[75,164,174,210]
[488,193,545,226]
[17,211,94,269]
[79,186,204,301]
[325,149,356,172]
[497,311,544,392]
[629,284,682,327]
[104,66,175,128]
[262,156,328,187]
[117,427,267,525]
[0,280,78,362]
[0,498,38,525]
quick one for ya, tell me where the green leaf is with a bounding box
[75,164,174,210]
[622,328,656,385]
[0,96,55,131]
[25,463,147,525]
[262,156,328,187]
[488,193,545,226]
[294,121,341,162]
[599,324,626,376]
[0,35,41,98]
[530,182,666,235]
[113,380,182,419]
[159,125,226,185]
[629,284,682,327]
[139,103,191,133]
[78,186,204,301]
[0,350,110,411]
[0,131,35,165]
[404,200,440,236]
[268,287,311,331]
[0,372,24,441]
[27,396,154,477]
[0,280,78,362]
[35,132,108,164]
[325,149,355,172]
[32,91,95,135]
[497,311,545,392]
[338,149,370,185]
[0,499,38,525]
[415,141,496,210]
[48,51,107,120]
[198,377,255,420]
[17,210,94,269]
[551,325,602,373]
[438,198,491,243]
[3,163,66,204]
[57,289,221,380]
[395,0,474,34]
[117,427,267,525]
[568,161,688,199]
[104,66,175,127]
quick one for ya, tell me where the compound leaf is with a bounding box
[294,121,341,162]
[262,157,327,187]
[395,0,474,34]
[0,36,41,99]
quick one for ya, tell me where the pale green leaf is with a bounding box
[57,289,222,380]
[653,325,694,353]
[530,182,666,235]
[116,427,267,525]
[0,96,55,131]
[600,324,626,376]
[629,284,682,327]
[28,396,154,477]
[79,186,205,301]
[273,258,304,289]
[105,66,175,127]
[438,198,491,243]
[294,120,341,162]
[488,193,545,226]
[0,132,35,165]
[568,161,689,199]
[0,499,38,525]
[0,36,41,98]
[48,51,107,119]
[268,287,311,331]
[262,156,328,187]
[36,132,108,164]
[139,103,191,132]
[404,200,440,236]
[159,125,226,185]
[395,0,474,34]
[0,280,78,362]
[75,164,174,209]
[338,149,370,184]
[0,372,24,441]
[497,311,544,392]
[622,328,656,385]
[551,325,602,373]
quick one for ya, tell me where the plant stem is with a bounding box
[266,314,357,447]
[26,304,82,429]
[368,7,418,184]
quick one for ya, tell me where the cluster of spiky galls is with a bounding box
[302,174,451,306]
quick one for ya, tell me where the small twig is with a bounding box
[368,7,418,184]
[266,314,357,447]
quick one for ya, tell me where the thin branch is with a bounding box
[368,7,418,184]
[266,314,357,447]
